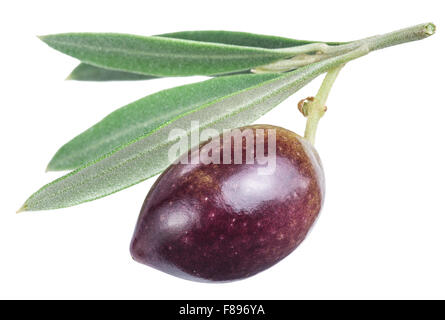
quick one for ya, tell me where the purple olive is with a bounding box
[130,125,325,282]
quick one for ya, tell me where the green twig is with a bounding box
[254,23,436,74]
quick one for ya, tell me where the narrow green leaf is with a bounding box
[68,63,251,81]
[48,73,280,171]
[21,47,368,211]
[68,63,157,81]
[39,33,294,77]
[158,30,345,49]
[67,31,345,81]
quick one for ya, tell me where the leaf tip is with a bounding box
[45,163,54,172]
[37,35,47,42]
[46,160,67,172]
[16,204,28,214]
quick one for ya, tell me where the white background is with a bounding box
[1,0,444,299]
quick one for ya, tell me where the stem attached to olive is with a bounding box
[303,65,343,145]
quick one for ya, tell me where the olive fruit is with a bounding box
[130,125,324,282]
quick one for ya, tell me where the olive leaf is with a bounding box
[66,31,345,81]
[39,33,298,77]
[20,47,368,211]
[158,30,344,49]
[47,73,280,171]
[68,63,158,81]
[68,63,251,81]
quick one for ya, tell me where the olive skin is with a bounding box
[130,125,325,282]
